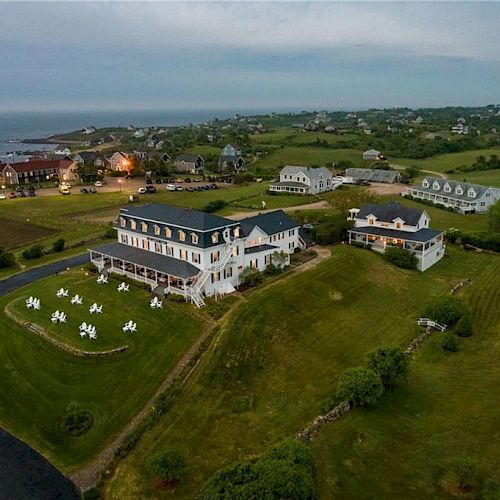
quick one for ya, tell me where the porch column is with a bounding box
[348,232,352,244]
[365,234,368,244]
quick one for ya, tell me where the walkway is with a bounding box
[228,200,329,220]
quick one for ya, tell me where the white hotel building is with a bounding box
[90,203,304,307]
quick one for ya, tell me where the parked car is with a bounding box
[166,184,177,191]
[184,178,192,183]
[8,191,17,199]
[138,187,147,194]
[186,187,195,192]
[94,181,103,187]
[28,190,36,197]
[89,187,97,193]
[18,190,26,197]
[59,185,71,195]
[145,185,156,193]
[80,188,89,194]
[175,185,183,191]
[0,193,6,200]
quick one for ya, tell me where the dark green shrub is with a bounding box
[52,238,65,252]
[383,247,418,270]
[83,487,101,500]
[456,315,473,337]
[148,449,187,484]
[442,332,459,352]
[366,346,409,387]
[61,406,94,437]
[424,296,465,327]
[22,244,44,260]
[103,225,116,239]
[314,216,353,244]
[0,247,15,268]
[240,267,264,288]
[203,199,228,213]
[454,457,480,491]
[336,367,384,406]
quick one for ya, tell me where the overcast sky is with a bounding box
[0,1,499,112]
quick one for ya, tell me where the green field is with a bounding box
[392,147,500,173]
[0,270,204,470]
[102,244,500,499]
[448,168,500,187]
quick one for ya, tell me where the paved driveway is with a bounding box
[0,253,90,297]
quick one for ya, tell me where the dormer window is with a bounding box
[443,183,451,193]
[119,217,126,228]
[432,181,440,190]
[153,224,160,236]
[141,222,148,233]
[179,230,186,242]
[422,180,429,188]
[234,227,240,238]
[212,232,219,244]
[165,227,172,238]
[130,220,137,230]
[191,233,199,244]
[396,222,402,229]
[369,218,375,225]
[455,186,463,195]
[467,189,476,198]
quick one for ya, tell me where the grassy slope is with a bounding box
[312,254,500,499]
[392,147,500,172]
[103,245,498,499]
[447,168,500,188]
[0,271,203,471]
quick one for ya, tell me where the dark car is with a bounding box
[184,178,192,183]
[18,190,26,197]
[145,185,157,194]
[28,190,36,197]
[80,188,89,194]
[146,178,153,185]
[186,187,195,192]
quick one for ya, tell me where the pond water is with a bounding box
[0,428,80,499]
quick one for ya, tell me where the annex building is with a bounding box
[348,201,445,271]
[269,165,336,194]
[90,203,304,307]
[403,177,500,214]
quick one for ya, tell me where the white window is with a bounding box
[179,249,188,261]
[165,227,172,238]
[154,242,162,253]
[443,184,451,193]
[141,222,148,233]
[265,254,272,264]
[232,246,239,257]
[467,189,476,198]
[154,225,160,236]
[131,237,138,247]
[432,181,440,190]
[166,246,173,256]
[179,230,186,242]
[191,233,199,244]
[224,266,233,279]
[211,251,220,263]
[119,217,126,228]
[192,252,201,264]
[234,227,240,238]
[120,234,128,244]
[211,232,219,244]
[486,192,491,197]
[455,186,463,195]
[250,259,258,269]
[142,239,149,250]
[130,220,137,230]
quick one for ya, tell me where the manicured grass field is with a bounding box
[311,254,500,499]
[103,245,499,499]
[448,168,500,187]
[8,271,182,352]
[392,147,500,173]
[0,271,204,471]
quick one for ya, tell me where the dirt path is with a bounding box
[228,200,329,220]
[390,163,448,179]
[70,310,216,492]
[367,182,407,195]
[69,246,332,492]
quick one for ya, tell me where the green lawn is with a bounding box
[392,147,500,173]
[0,270,204,471]
[311,253,500,499]
[102,245,499,499]
[448,168,500,188]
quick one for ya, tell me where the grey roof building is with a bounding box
[345,168,400,184]
[270,165,335,195]
[404,177,500,214]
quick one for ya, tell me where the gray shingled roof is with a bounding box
[93,242,200,278]
[349,225,442,243]
[357,201,424,226]
[270,181,309,188]
[240,210,300,236]
[346,168,399,183]
[176,154,203,162]
[412,177,500,202]
[281,165,332,181]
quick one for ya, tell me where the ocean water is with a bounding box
[0,108,277,156]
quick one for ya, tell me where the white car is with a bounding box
[166,184,177,191]
[94,181,103,187]
[138,187,147,194]
[0,193,6,200]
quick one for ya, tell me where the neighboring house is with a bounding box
[269,165,335,195]
[218,144,246,172]
[324,125,337,133]
[82,126,96,134]
[207,130,223,143]
[55,146,71,156]
[348,201,445,271]
[160,153,172,163]
[133,151,148,160]
[73,151,109,169]
[451,123,469,135]
[1,158,78,185]
[403,177,500,214]
[109,152,132,172]
[345,168,400,184]
[175,154,204,174]
[363,149,382,161]
[303,121,320,131]
[89,204,304,307]
[133,130,145,138]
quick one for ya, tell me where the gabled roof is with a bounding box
[349,225,442,243]
[120,203,236,232]
[281,165,332,181]
[176,154,203,162]
[417,177,499,200]
[75,151,97,161]
[240,210,300,236]
[357,201,424,226]
[346,168,398,183]
[364,148,381,155]
[4,159,74,173]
